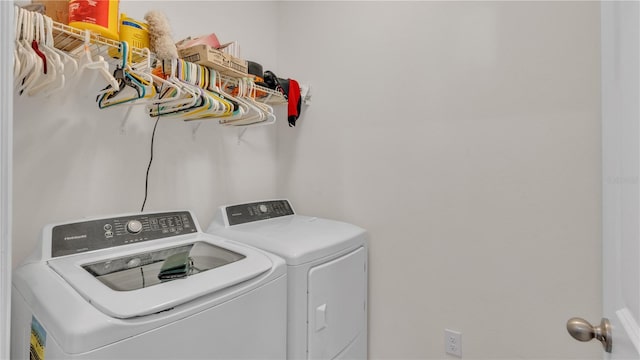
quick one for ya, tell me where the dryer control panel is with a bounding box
[51,211,197,257]
[225,200,294,226]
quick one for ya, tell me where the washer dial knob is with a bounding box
[126,220,143,234]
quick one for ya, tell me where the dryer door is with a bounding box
[307,247,366,360]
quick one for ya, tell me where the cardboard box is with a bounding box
[32,0,69,24]
[178,44,248,77]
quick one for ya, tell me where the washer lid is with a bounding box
[47,234,274,319]
[208,215,367,266]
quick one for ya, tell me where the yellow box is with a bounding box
[119,14,149,50]
[108,13,149,62]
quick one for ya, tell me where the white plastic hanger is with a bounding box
[18,10,44,95]
[13,7,22,80]
[125,46,157,104]
[145,56,183,107]
[195,68,245,122]
[77,29,119,91]
[43,14,69,95]
[248,79,276,124]
[45,15,78,85]
[152,67,209,119]
[16,10,41,93]
[98,42,142,107]
[27,12,63,96]
[14,7,29,82]
[179,63,228,120]
[148,59,200,118]
[176,62,239,121]
[219,77,273,126]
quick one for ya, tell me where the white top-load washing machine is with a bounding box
[207,200,368,360]
[11,210,287,359]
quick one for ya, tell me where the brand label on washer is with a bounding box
[30,316,46,360]
[51,211,197,257]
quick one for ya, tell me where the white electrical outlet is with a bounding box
[445,329,462,357]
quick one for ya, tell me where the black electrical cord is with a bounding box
[140,115,160,212]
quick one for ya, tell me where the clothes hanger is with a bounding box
[15,8,38,89]
[218,77,267,126]
[245,78,275,124]
[149,60,208,119]
[98,41,165,109]
[14,7,26,82]
[45,16,78,81]
[159,64,213,120]
[203,66,235,117]
[14,47,21,81]
[97,42,149,108]
[13,7,23,80]
[177,62,237,121]
[145,56,184,106]
[17,10,43,95]
[217,80,252,124]
[200,68,240,119]
[121,47,157,104]
[149,60,195,116]
[39,13,66,94]
[19,11,46,95]
[77,29,119,91]
[240,78,271,125]
[27,12,64,96]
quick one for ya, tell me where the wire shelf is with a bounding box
[50,21,287,105]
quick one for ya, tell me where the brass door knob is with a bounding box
[566,317,612,353]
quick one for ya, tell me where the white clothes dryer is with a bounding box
[207,200,368,360]
[11,210,287,359]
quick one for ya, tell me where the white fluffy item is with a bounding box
[144,10,178,61]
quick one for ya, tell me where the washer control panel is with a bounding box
[51,211,197,258]
[225,200,294,226]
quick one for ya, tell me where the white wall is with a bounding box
[1,2,14,359]
[12,1,602,359]
[12,1,284,265]
[275,2,601,359]
[602,1,640,358]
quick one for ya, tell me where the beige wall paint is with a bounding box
[274,2,601,359]
[11,1,601,359]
